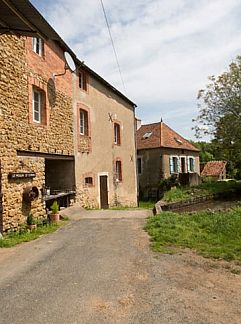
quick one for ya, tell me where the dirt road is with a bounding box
[0,209,240,323]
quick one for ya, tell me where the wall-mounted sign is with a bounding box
[8,172,36,180]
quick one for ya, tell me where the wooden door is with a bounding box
[100,175,109,209]
[181,157,186,173]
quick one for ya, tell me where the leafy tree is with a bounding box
[190,141,214,164]
[193,55,241,178]
[193,55,241,139]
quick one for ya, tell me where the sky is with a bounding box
[31,0,241,140]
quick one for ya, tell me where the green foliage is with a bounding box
[193,56,241,177]
[162,180,241,203]
[190,140,214,163]
[139,200,156,209]
[160,174,179,192]
[50,201,59,214]
[145,208,241,261]
[0,220,68,248]
[163,187,190,202]
[26,213,36,225]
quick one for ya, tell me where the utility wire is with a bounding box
[100,0,126,94]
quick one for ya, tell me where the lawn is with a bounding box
[0,220,68,248]
[145,207,241,261]
[163,180,241,203]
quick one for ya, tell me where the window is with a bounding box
[32,37,43,56]
[170,156,179,174]
[114,123,121,145]
[116,160,122,182]
[79,109,88,135]
[79,71,88,91]
[137,157,142,174]
[85,177,93,185]
[188,157,195,172]
[143,132,152,139]
[32,89,42,123]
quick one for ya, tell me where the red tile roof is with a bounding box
[201,161,227,177]
[136,122,199,151]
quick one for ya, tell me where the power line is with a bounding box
[100,0,126,93]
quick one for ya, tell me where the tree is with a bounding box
[193,56,241,139]
[193,56,241,178]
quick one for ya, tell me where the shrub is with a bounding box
[50,201,59,214]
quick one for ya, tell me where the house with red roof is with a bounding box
[136,120,200,198]
[201,161,227,180]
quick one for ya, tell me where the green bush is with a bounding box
[50,201,59,214]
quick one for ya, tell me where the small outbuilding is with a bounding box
[201,161,227,180]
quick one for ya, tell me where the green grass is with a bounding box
[0,220,68,248]
[144,208,241,261]
[163,180,241,203]
[138,200,156,209]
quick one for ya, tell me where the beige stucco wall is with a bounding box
[73,74,137,208]
[0,35,74,232]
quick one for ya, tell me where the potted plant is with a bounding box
[50,201,60,223]
[27,213,37,230]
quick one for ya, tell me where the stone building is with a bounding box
[201,161,227,180]
[0,1,137,232]
[136,121,200,199]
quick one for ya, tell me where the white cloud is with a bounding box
[32,0,241,139]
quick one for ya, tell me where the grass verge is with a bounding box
[144,208,241,261]
[163,180,241,203]
[0,219,68,248]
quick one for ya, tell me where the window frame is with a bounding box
[114,123,121,145]
[115,160,122,182]
[32,37,43,56]
[79,70,88,92]
[79,109,88,136]
[188,156,195,172]
[170,156,179,174]
[32,89,42,123]
[85,177,93,186]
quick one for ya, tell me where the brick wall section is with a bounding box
[0,35,74,232]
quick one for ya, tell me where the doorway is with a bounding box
[181,157,186,173]
[99,175,109,209]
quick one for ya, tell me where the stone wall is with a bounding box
[0,35,74,232]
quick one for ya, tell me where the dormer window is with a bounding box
[32,37,43,56]
[143,132,152,139]
[174,137,183,145]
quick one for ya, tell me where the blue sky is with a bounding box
[31,0,241,140]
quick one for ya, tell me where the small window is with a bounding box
[137,157,142,174]
[114,123,121,145]
[85,177,93,185]
[143,132,152,139]
[32,37,43,56]
[189,157,195,172]
[116,160,122,182]
[170,156,179,174]
[79,109,88,135]
[79,71,88,91]
[32,89,42,123]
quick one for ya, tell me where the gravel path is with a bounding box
[0,208,240,324]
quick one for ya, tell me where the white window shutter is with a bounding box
[187,158,190,172]
[169,157,174,174]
